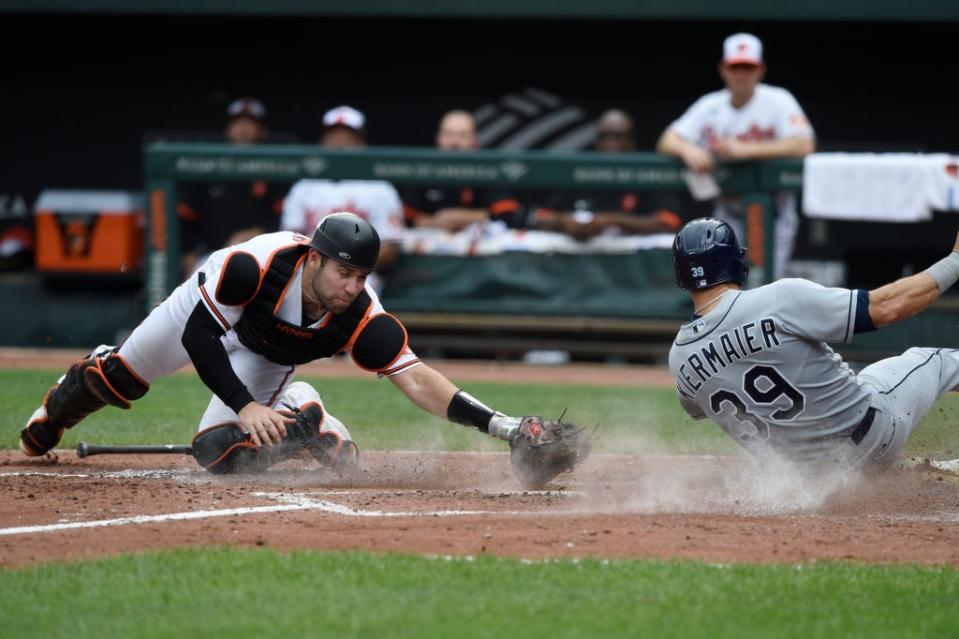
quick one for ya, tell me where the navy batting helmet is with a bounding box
[308,212,380,270]
[672,218,748,290]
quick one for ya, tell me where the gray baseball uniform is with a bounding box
[669,278,959,466]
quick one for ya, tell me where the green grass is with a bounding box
[1,548,956,639]
[3,369,958,457]
[4,371,959,637]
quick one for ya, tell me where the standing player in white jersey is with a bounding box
[657,33,815,280]
[281,105,405,294]
[668,217,959,468]
[21,213,586,482]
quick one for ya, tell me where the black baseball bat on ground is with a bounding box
[76,441,193,458]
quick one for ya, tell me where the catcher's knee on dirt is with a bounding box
[281,402,359,471]
[275,382,359,471]
[192,404,358,474]
[21,349,149,456]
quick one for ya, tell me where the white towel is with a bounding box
[803,153,937,222]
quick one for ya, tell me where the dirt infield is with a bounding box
[2,451,958,569]
[3,349,959,569]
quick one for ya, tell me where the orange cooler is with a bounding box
[34,190,144,274]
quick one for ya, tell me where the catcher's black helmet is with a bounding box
[672,217,748,290]
[308,212,380,270]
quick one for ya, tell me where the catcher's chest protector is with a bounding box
[234,245,372,366]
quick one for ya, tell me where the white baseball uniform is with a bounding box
[669,278,959,467]
[115,231,420,433]
[668,84,815,279]
[281,179,405,244]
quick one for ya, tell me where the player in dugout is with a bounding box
[668,217,959,470]
[21,213,589,487]
[401,109,523,231]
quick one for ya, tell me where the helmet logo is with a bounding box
[339,251,351,260]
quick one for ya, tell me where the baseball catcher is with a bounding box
[508,416,592,489]
[22,212,592,488]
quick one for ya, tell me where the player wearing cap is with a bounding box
[281,105,404,293]
[177,96,285,277]
[668,217,959,469]
[21,213,557,476]
[657,33,815,280]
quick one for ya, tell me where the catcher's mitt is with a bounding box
[509,416,592,489]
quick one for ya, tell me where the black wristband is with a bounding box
[446,390,495,433]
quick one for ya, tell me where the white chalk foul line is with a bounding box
[0,470,186,480]
[0,493,531,537]
[0,503,313,536]
[252,492,534,518]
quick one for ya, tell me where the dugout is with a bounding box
[140,143,959,362]
[2,2,959,359]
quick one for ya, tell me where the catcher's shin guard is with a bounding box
[191,403,357,474]
[191,423,259,474]
[20,350,149,457]
[310,413,359,471]
[191,405,324,474]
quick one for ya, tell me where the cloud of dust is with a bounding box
[315,417,518,491]
[577,430,871,517]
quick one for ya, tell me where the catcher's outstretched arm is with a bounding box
[388,364,519,440]
[389,364,592,488]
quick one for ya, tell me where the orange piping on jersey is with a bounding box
[348,312,410,373]
[200,284,232,331]
[267,367,295,407]
[215,250,263,307]
[176,202,198,222]
[273,250,309,315]
[381,357,421,376]
[489,199,520,215]
[654,210,683,231]
[315,311,334,329]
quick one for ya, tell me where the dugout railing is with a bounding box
[142,142,798,360]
